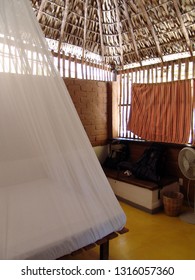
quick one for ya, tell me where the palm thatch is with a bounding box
[30,0,195,69]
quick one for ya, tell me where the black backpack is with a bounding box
[131,143,166,182]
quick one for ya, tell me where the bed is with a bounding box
[0,73,127,260]
[0,164,126,260]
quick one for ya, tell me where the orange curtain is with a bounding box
[127,80,192,144]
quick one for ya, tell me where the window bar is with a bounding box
[8,46,11,73]
[155,65,157,83]
[30,48,33,76]
[98,63,101,81]
[129,70,136,140]
[95,63,98,80]
[95,63,97,81]
[121,74,125,138]
[189,61,193,80]
[62,51,65,78]
[145,67,148,83]
[102,65,105,81]
[126,72,130,138]
[178,60,181,80]
[89,60,92,80]
[103,65,105,81]
[81,57,84,79]
[84,62,87,80]
[185,58,189,80]
[134,68,137,83]
[193,58,195,79]
[143,68,146,83]
[74,55,77,79]
[85,61,88,80]
[94,62,96,81]
[106,66,108,81]
[119,74,123,137]
[123,73,127,137]
[135,69,139,83]
[139,69,142,83]
[35,51,38,75]
[91,60,94,80]
[171,61,174,81]
[71,61,75,78]
[160,63,164,83]
[68,53,71,78]
[166,64,169,82]
[57,51,61,73]
[99,63,102,81]
[151,67,154,83]
[103,64,107,81]
[110,67,112,81]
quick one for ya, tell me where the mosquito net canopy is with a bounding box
[0,0,126,259]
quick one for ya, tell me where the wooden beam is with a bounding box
[113,0,124,67]
[82,0,89,59]
[58,0,70,53]
[123,0,142,66]
[36,0,47,22]
[172,0,193,56]
[97,0,105,61]
[137,0,163,61]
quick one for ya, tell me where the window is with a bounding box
[48,39,113,81]
[118,59,195,145]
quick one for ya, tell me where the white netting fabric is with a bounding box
[0,0,126,259]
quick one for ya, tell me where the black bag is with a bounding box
[131,143,166,182]
[103,140,129,170]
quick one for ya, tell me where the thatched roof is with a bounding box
[30,0,195,69]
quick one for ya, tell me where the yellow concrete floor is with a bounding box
[63,201,195,260]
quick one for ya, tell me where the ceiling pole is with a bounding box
[113,0,124,68]
[82,0,89,60]
[58,0,70,53]
[137,0,163,61]
[36,0,47,22]
[123,0,142,66]
[97,0,105,63]
[172,0,193,56]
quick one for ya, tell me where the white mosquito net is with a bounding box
[0,0,126,259]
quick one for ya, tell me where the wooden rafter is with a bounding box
[172,0,193,56]
[123,0,141,66]
[58,0,70,53]
[113,0,124,67]
[82,0,88,59]
[97,0,105,61]
[137,0,163,61]
[36,0,47,22]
